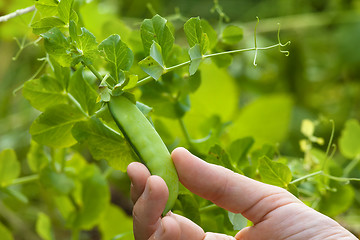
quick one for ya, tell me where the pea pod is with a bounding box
[108,94,179,214]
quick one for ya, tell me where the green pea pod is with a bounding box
[108,94,179,214]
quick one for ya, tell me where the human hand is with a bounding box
[127,147,357,240]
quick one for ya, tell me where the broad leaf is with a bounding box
[140,14,174,62]
[72,117,137,172]
[99,34,134,82]
[229,137,254,169]
[200,19,218,49]
[178,193,201,225]
[222,25,243,45]
[49,56,70,90]
[35,0,58,17]
[206,144,237,173]
[0,149,20,187]
[138,56,164,80]
[258,156,292,188]
[68,67,99,115]
[32,17,66,35]
[188,44,202,76]
[36,213,55,240]
[71,27,99,65]
[41,28,72,67]
[30,104,85,148]
[23,75,68,111]
[339,119,360,158]
[184,17,209,54]
[57,0,74,23]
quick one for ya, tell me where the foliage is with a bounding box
[0,0,360,239]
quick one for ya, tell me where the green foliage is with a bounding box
[0,149,20,187]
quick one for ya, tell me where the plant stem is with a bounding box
[343,155,360,177]
[82,61,103,81]
[290,171,323,185]
[0,5,35,23]
[134,76,153,88]
[199,204,218,213]
[178,118,192,146]
[165,61,191,72]
[8,174,39,187]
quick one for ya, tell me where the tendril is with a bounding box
[253,16,260,67]
[277,23,291,56]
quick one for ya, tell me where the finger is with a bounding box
[203,232,236,240]
[132,175,168,240]
[127,162,151,204]
[166,212,204,240]
[149,216,181,240]
[171,147,302,224]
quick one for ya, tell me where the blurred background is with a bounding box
[1,0,360,239]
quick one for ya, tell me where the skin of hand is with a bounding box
[127,147,358,240]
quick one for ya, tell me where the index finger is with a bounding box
[171,147,302,224]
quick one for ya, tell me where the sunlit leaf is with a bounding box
[339,119,360,159]
[258,156,292,188]
[32,17,66,35]
[0,149,21,187]
[36,213,55,240]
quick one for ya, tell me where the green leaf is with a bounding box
[0,222,14,240]
[68,67,99,115]
[36,213,55,240]
[41,28,72,67]
[40,167,75,195]
[228,212,247,231]
[99,204,133,240]
[49,56,70,90]
[32,17,66,35]
[188,44,202,76]
[200,19,218,49]
[30,104,85,148]
[27,141,49,173]
[229,137,254,169]
[35,0,59,17]
[184,17,209,54]
[222,25,243,45]
[23,75,68,111]
[178,193,200,225]
[150,41,164,67]
[72,117,137,172]
[138,56,164,80]
[258,156,292,188]
[57,0,74,23]
[69,165,110,229]
[0,149,20,187]
[98,34,134,82]
[71,27,99,65]
[206,144,238,173]
[339,119,360,159]
[319,183,354,217]
[140,14,174,62]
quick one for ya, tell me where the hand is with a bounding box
[127,147,357,240]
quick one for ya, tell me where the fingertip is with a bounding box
[171,147,190,159]
[147,175,169,201]
[152,215,181,240]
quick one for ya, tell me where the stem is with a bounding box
[178,118,192,146]
[13,60,47,95]
[134,76,153,88]
[290,171,323,184]
[343,155,360,177]
[82,61,103,81]
[322,120,335,170]
[0,5,36,23]
[165,61,191,72]
[7,175,39,187]
[199,204,218,213]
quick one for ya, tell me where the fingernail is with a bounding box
[154,221,165,239]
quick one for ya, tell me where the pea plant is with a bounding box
[1,0,360,239]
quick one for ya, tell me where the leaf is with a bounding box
[149,41,164,67]
[188,44,202,76]
[98,34,134,82]
[99,204,133,240]
[72,117,137,172]
[206,144,237,173]
[178,193,201,225]
[32,17,66,35]
[200,19,218,49]
[0,149,21,187]
[69,165,110,229]
[71,27,99,65]
[49,56,70,90]
[35,0,58,17]
[57,0,74,23]
[30,104,85,148]
[228,212,247,231]
[140,14,174,62]
[68,67,99,115]
[138,56,164,80]
[0,222,14,240]
[27,141,49,173]
[184,17,209,54]
[339,119,360,158]
[36,213,55,240]
[222,25,243,45]
[41,28,72,67]
[258,156,292,188]
[229,137,254,169]
[23,75,68,111]
[39,167,75,195]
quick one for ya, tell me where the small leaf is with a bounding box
[138,56,164,80]
[0,149,21,187]
[140,14,174,62]
[23,75,68,111]
[229,137,254,169]
[98,34,134,82]
[57,0,74,23]
[149,41,164,67]
[41,28,72,67]
[228,212,247,231]
[72,117,138,172]
[184,17,209,54]
[339,119,360,159]
[31,17,66,35]
[35,0,58,17]
[258,156,292,188]
[222,25,243,45]
[30,104,85,148]
[188,44,202,76]
[36,213,55,240]
[71,27,99,65]
[200,19,218,49]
